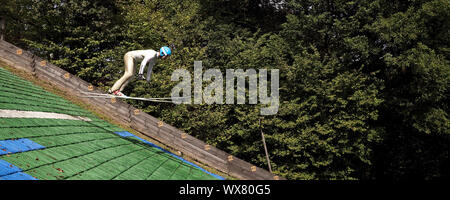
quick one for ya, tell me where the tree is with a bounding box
[2,0,125,86]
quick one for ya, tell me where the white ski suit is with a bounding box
[110,50,157,92]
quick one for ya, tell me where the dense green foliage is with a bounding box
[1,0,448,179]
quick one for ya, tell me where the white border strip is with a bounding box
[0,109,92,121]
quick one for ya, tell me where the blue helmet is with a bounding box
[160,46,172,57]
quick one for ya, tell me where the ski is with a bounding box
[81,95,177,103]
[80,91,190,103]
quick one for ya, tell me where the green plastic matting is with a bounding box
[0,67,222,180]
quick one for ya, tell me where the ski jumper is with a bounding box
[110,49,157,92]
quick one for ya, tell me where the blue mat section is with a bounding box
[114,131,135,137]
[114,131,225,180]
[0,172,38,180]
[0,138,45,155]
[0,159,38,180]
[0,160,22,176]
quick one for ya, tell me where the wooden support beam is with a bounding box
[0,16,5,41]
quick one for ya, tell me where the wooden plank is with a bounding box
[178,139,228,170]
[34,67,77,91]
[0,44,34,63]
[227,156,276,180]
[0,55,16,67]
[34,63,62,79]
[41,63,65,77]
[156,127,174,144]
[135,125,160,139]
[206,145,231,163]
[130,114,146,129]
[228,164,258,180]
[0,40,35,59]
[0,58,32,73]
[144,118,160,135]
[140,113,160,125]
[0,48,32,67]
[70,75,90,88]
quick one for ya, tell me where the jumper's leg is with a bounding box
[110,53,135,92]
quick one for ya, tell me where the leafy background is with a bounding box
[1,0,448,180]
